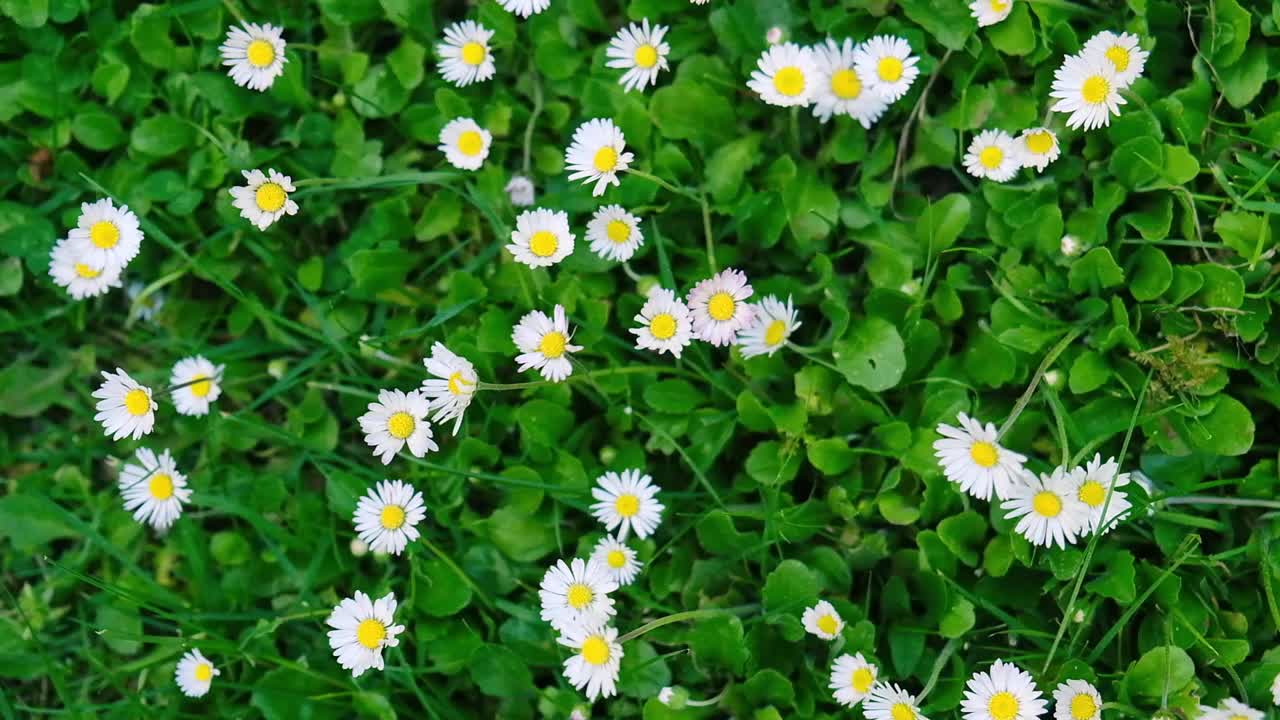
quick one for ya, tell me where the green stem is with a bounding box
[522,67,544,176]
[479,365,703,391]
[700,191,717,273]
[617,606,758,644]
[306,381,377,399]
[997,325,1084,440]
[625,169,697,200]
[918,638,960,701]
[421,537,494,609]
[1163,496,1280,510]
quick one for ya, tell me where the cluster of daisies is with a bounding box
[48,199,143,300]
[93,357,225,442]
[932,413,1134,548]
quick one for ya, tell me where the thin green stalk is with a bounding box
[700,191,717,273]
[998,326,1084,440]
[617,606,758,644]
[625,168,697,200]
[917,638,960,701]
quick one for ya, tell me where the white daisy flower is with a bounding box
[505,175,536,207]
[865,683,930,720]
[507,208,575,267]
[353,479,427,556]
[830,652,878,708]
[326,591,405,678]
[48,238,123,300]
[219,22,287,92]
[512,305,582,382]
[585,205,643,262]
[606,19,670,93]
[1001,466,1090,549]
[498,0,550,17]
[1073,454,1132,534]
[810,38,890,127]
[1271,673,1280,706]
[169,355,225,417]
[747,42,818,107]
[1050,54,1125,131]
[421,343,478,436]
[119,448,191,531]
[438,117,492,171]
[64,198,142,274]
[174,649,220,698]
[590,469,664,541]
[93,368,157,441]
[565,118,634,197]
[801,600,845,640]
[971,0,1014,27]
[1081,31,1148,88]
[558,622,623,702]
[539,557,619,631]
[1061,234,1082,257]
[737,294,800,358]
[932,412,1028,501]
[962,659,1048,720]
[1052,679,1102,720]
[1017,128,1060,172]
[357,389,438,465]
[686,267,755,347]
[590,535,643,586]
[964,129,1021,182]
[853,35,921,102]
[1207,700,1264,720]
[630,287,694,358]
[437,20,495,87]
[126,281,164,321]
[228,168,298,231]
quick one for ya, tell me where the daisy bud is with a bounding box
[1060,234,1082,256]
[659,686,689,709]
[765,27,784,44]
[1044,369,1064,388]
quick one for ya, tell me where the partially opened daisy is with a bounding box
[1001,466,1089,549]
[565,118,634,196]
[962,659,1047,720]
[586,205,643,262]
[854,36,920,102]
[507,208,575,267]
[437,20,495,87]
[606,19,670,93]
[175,649,220,698]
[229,169,298,231]
[539,557,618,630]
[505,175,535,206]
[687,268,755,347]
[558,622,623,702]
[1073,454,1132,534]
[438,117,492,171]
[357,389,438,465]
[65,198,142,274]
[971,0,1014,27]
[169,355,224,417]
[830,653,878,708]
[737,295,800,358]
[48,238,123,300]
[747,42,818,107]
[127,281,165,321]
[421,343,478,435]
[810,38,890,127]
[353,479,427,556]
[590,469,664,540]
[326,591,405,678]
[865,684,930,720]
[590,535,643,586]
[1081,31,1147,87]
[1017,128,1060,172]
[964,130,1021,182]
[630,287,694,358]
[1052,679,1102,720]
[801,600,844,640]
[932,412,1027,500]
[498,0,550,17]
[512,305,582,382]
[219,22,287,91]
[1050,54,1124,130]
[119,448,191,531]
[93,368,157,441]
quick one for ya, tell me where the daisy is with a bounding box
[686,267,755,347]
[1001,466,1090,549]
[559,622,623,702]
[564,118,634,197]
[737,295,800,358]
[119,448,191,531]
[48,238,123,300]
[810,38,890,127]
[421,343,478,436]
[1017,128,1060,172]
[606,19,670,93]
[93,368,157,441]
[126,281,164,321]
[962,659,1048,720]
[353,479,427,556]
[801,600,844,640]
[590,468,664,540]
[512,305,582,382]
[539,557,618,631]
[1081,31,1147,88]
[219,22,288,91]
[507,208,575,268]
[1073,454,1132,534]
[865,683,930,720]
[590,535,643,586]
[1061,234,1082,257]
[437,117,492,171]
[964,129,1021,182]
[357,389,438,465]
[174,649,220,698]
[1052,679,1102,720]
[326,591,405,678]
[971,0,1014,27]
[1209,700,1264,720]
[64,198,142,274]
[746,43,818,107]
[498,0,550,17]
[1050,54,1124,131]
[228,168,298,231]
[169,355,225,417]
[830,652,878,708]
[630,287,694,358]
[854,35,920,102]
[437,21,495,87]
[932,412,1028,500]
[1271,673,1280,706]
[505,175,536,206]
[585,205,643,262]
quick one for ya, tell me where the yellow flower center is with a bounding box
[124,388,151,416]
[852,667,875,693]
[1033,491,1063,518]
[247,39,275,68]
[1228,715,1248,720]
[606,549,627,568]
[707,292,736,321]
[991,0,1009,10]
[461,41,486,65]
[255,182,287,212]
[830,68,861,99]
[816,613,839,635]
[649,313,677,340]
[149,473,174,500]
[188,374,212,398]
[878,56,904,82]
[1025,131,1053,154]
[979,146,1004,169]
[566,583,594,609]
[614,493,640,517]
[581,635,610,665]
[457,130,484,156]
[1081,75,1109,104]
[764,319,787,346]
[1105,45,1130,72]
[539,331,567,358]
[606,219,631,243]
[448,371,472,395]
[969,441,998,467]
[1078,480,1105,507]
[356,619,386,649]
[989,691,1020,720]
[772,66,805,96]
[1070,693,1097,720]
[891,703,916,720]
[75,263,100,279]
[634,44,658,69]
[380,504,406,530]
[593,146,618,173]
[386,411,415,439]
[529,230,559,257]
[89,220,120,249]
[194,663,213,682]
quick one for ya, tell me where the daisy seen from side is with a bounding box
[357,389,438,465]
[507,208,575,268]
[421,343,478,436]
[590,468,664,541]
[229,169,298,231]
[630,287,694,358]
[219,22,287,91]
[169,355,224,417]
[175,649,220,698]
[865,683,930,720]
[512,305,582,382]
[686,267,754,347]
[801,600,844,640]
[932,412,1027,501]
[498,0,550,17]
[565,118,634,196]
[505,175,536,206]
[93,368,157,441]
[353,479,427,556]
[1018,128,1061,172]
[971,0,1014,27]
[326,591,405,678]
[558,622,623,702]
[119,448,191,531]
[1073,454,1132,534]
[737,294,800,358]
[830,652,878,708]
[585,205,643,262]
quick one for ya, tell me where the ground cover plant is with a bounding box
[2,0,1280,718]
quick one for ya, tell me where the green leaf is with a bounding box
[468,645,533,697]
[387,38,426,90]
[1221,45,1268,108]
[71,112,126,151]
[987,2,1036,56]
[650,82,737,145]
[744,669,795,707]
[1161,145,1201,185]
[1,0,48,27]
[1069,351,1111,394]
[834,317,906,392]
[877,493,921,525]
[346,248,414,295]
[1207,0,1251,67]
[1086,551,1136,602]
[1186,395,1254,456]
[487,506,556,562]
[898,0,974,50]
[915,194,971,255]
[1126,646,1196,698]
[1215,211,1271,262]
[95,602,142,655]
[1108,137,1163,188]
[696,510,745,555]
[807,437,855,475]
[1193,263,1244,308]
[130,114,195,157]
[210,531,252,566]
[643,379,707,414]
[936,511,987,567]
[688,614,748,674]
[0,494,76,550]
[763,559,820,613]
[939,598,976,638]
[1068,248,1125,294]
[0,256,22,296]
[418,557,473,616]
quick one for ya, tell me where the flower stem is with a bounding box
[625,169,696,200]
[617,605,758,644]
[700,191,717,273]
[997,325,1084,440]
